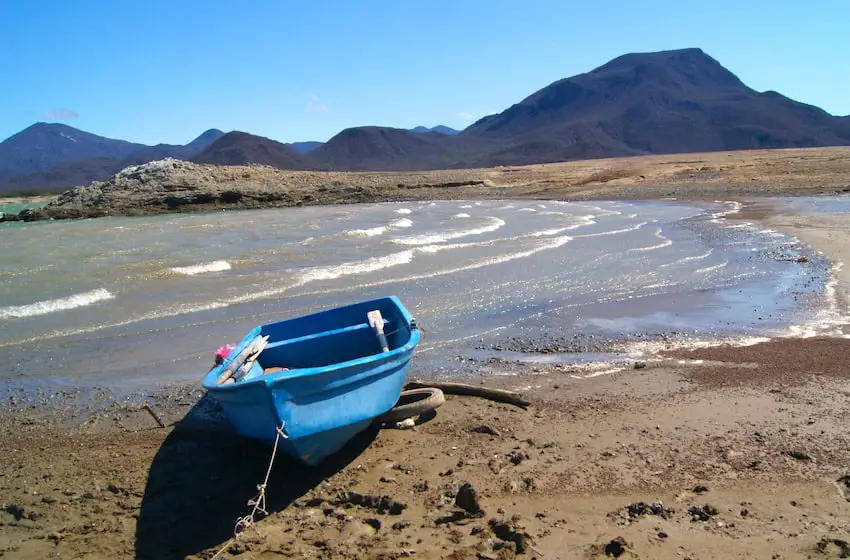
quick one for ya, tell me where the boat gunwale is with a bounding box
[201,296,419,391]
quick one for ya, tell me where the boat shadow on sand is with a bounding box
[134,395,378,560]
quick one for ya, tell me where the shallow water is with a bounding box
[0,198,838,393]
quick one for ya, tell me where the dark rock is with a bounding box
[693,485,709,494]
[786,450,812,461]
[604,536,629,557]
[489,519,530,554]
[817,538,850,558]
[455,482,483,516]
[624,501,673,519]
[364,518,382,531]
[658,531,668,539]
[5,504,41,521]
[688,504,719,522]
[335,492,406,515]
[391,521,410,531]
[413,481,429,493]
[471,425,501,437]
[633,361,647,369]
[507,450,528,465]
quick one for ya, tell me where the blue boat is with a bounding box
[201,296,420,465]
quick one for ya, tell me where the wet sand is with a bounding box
[2,199,850,559]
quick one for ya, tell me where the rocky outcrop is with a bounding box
[5,158,496,222]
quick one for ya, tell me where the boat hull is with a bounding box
[202,296,419,465]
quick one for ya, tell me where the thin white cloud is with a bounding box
[307,94,329,114]
[458,112,475,120]
[43,108,79,120]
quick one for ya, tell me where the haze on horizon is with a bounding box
[2,0,848,146]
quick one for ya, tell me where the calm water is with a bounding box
[0,198,840,392]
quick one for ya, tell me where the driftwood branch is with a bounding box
[141,403,166,428]
[404,381,531,409]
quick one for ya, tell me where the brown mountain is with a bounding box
[0,129,224,194]
[192,131,311,169]
[0,123,145,183]
[460,48,850,164]
[307,127,471,171]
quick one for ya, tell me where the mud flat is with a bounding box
[3,192,850,559]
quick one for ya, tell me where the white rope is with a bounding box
[210,422,288,559]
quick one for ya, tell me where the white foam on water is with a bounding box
[659,249,713,268]
[169,260,232,275]
[517,207,537,212]
[390,218,413,228]
[396,208,412,214]
[530,228,572,237]
[628,228,673,253]
[0,288,115,319]
[459,204,473,209]
[345,226,387,237]
[393,217,506,246]
[695,261,728,274]
[297,250,415,283]
[454,213,471,218]
[781,261,850,338]
[573,221,648,238]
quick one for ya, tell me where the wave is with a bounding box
[297,250,415,283]
[390,218,413,228]
[695,261,728,274]
[454,213,471,218]
[0,288,115,319]
[393,217,506,246]
[573,221,648,238]
[628,228,673,252]
[169,260,232,275]
[530,227,572,237]
[659,249,713,268]
[517,207,537,212]
[459,204,473,209]
[345,226,387,237]
[396,208,412,214]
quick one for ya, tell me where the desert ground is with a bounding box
[2,148,850,559]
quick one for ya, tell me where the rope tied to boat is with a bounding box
[234,422,288,534]
[210,422,288,559]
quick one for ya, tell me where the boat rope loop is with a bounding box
[234,422,289,535]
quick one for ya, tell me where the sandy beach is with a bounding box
[2,192,850,559]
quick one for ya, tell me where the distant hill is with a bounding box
[460,48,850,164]
[0,123,145,183]
[307,126,468,171]
[0,129,224,193]
[288,141,323,154]
[411,125,459,135]
[192,131,311,170]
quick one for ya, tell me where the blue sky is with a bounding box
[2,0,848,145]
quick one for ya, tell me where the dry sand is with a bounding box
[3,159,850,559]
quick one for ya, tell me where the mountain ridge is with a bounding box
[2,47,850,191]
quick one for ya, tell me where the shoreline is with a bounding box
[3,200,850,559]
[2,146,850,222]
